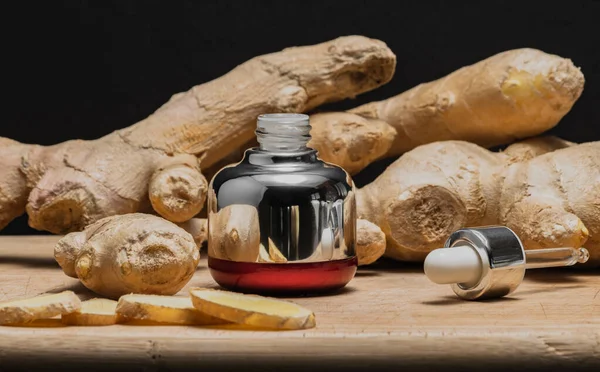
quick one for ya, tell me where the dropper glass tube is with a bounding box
[524,247,589,269]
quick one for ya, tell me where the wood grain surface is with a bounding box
[0,236,599,371]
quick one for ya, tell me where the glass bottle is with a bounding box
[207,113,357,295]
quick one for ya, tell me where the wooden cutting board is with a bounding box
[1,235,599,371]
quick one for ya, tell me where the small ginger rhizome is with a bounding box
[207,113,358,295]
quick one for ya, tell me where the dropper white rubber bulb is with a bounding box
[423,245,482,286]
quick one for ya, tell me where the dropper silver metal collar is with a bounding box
[446,226,526,300]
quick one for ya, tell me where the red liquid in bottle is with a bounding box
[208,256,357,295]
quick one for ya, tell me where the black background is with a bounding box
[2,0,599,234]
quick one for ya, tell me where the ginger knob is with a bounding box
[54,213,200,299]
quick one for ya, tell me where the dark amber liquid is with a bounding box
[208,256,358,296]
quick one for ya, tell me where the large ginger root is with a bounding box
[356,138,600,266]
[54,213,200,299]
[0,138,30,230]
[190,288,316,330]
[0,36,396,233]
[0,291,81,325]
[310,48,584,174]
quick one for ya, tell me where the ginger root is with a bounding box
[61,298,118,326]
[190,288,316,330]
[54,213,200,299]
[356,219,386,266]
[502,136,575,163]
[116,294,227,325]
[0,138,30,231]
[308,113,397,175]
[310,48,584,174]
[149,154,208,223]
[356,138,600,266]
[177,217,208,247]
[0,36,395,234]
[0,291,81,325]
[500,142,599,257]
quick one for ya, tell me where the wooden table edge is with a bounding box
[1,329,599,370]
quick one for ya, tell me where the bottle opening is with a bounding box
[256,113,312,152]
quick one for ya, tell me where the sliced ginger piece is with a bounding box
[257,238,287,263]
[61,298,118,326]
[257,244,271,263]
[267,238,287,263]
[116,294,227,325]
[189,288,316,330]
[0,291,81,325]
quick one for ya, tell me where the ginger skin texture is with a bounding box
[54,213,201,299]
[310,48,585,174]
[356,219,386,266]
[356,138,600,266]
[177,218,208,247]
[0,36,396,234]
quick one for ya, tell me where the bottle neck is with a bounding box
[255,113,311,153]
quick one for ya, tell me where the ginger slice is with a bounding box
[116,294,227,325]
[257,238,287,263]
[189,288,316,330]
[61,298,118,326]
[257,244,272,263]
[0,291,81,325]
[267,238,287,263]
